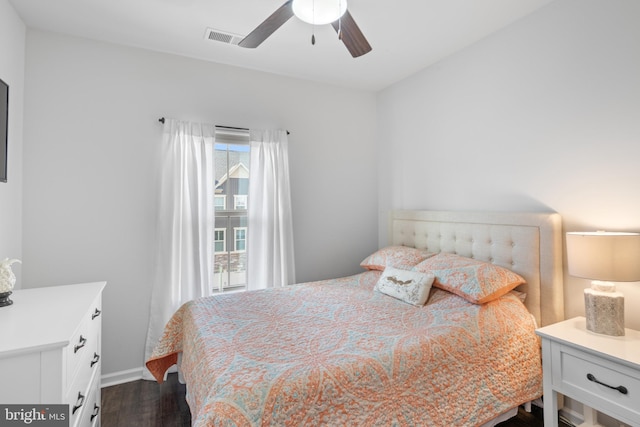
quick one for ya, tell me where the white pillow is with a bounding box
[375,267,435,306]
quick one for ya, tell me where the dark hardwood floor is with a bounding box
[101,373,570,426]
[102,373,191,427]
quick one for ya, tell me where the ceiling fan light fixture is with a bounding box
[292,0,348,25]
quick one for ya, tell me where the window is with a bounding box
[213,130,250,293]
[214,229,226,253]
[214,195,226,210]
[234,227,247,252]
[234,195,248,210]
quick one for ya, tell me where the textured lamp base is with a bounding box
[0,291,12,307]
[584,288,625,336]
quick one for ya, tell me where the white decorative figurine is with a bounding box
[0,258,21,307]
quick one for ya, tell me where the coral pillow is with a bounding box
[361,246,434,271]
[412,253,525,304]
[375,267,435,306]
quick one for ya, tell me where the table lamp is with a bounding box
[566,231,640,336]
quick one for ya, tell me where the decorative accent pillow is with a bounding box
[375,267,435,306]
[360,246,434,271]
[412,253,525,304]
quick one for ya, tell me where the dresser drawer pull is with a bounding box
[586,373,628,394]
[90,352,100,367]
[90,404,100,421]
[74,335,87,353]
[72,391,85,414]
[91,308,101,320]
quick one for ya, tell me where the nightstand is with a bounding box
[536,317,640,427]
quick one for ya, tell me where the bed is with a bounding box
[146,210,564,426]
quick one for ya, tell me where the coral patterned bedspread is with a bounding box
[146,270,542,427]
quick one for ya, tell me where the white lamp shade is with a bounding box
[566,232,640,282]
[292,0,348,25]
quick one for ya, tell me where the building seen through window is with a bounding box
[214,137,250,292]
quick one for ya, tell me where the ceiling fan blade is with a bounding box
[239,1,294,48]
[331,10,372,58]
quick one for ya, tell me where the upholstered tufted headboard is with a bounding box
[390,211,564,327]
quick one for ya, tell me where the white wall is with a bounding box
[378,0,640,331]
[22,31,378,377]
[0,0,25,283]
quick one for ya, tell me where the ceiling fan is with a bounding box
[238,0,372,58]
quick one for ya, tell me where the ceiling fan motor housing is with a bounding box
[292,0,348,25]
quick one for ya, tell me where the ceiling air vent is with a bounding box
[205,28,244,46]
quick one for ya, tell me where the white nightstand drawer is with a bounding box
[558,344,640,423]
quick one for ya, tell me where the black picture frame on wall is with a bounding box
[0,77,8,183]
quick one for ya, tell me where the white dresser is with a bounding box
[0,282,106,427]
[536,317,640,427]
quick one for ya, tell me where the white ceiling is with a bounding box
[9,0,555,91]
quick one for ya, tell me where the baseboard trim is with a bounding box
[101,368,144,388]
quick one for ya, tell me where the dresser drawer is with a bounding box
[557,344,640,423]
[66,352,100,421]
[73,375,101,427]
[83,380,101,427]
[66,299,102,387]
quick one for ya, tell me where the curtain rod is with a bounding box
[158,117,289,135]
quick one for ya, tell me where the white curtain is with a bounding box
[247,129,296,290]
[143,119,215,379]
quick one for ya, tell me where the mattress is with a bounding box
[146,270,542,426]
